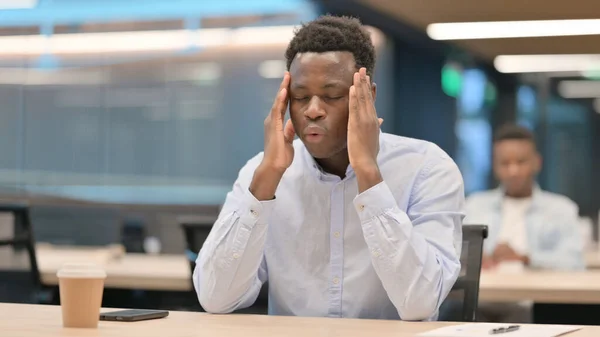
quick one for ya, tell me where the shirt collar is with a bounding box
[299,130,385,181]
[300,144,353,182]
[492,183,542,209]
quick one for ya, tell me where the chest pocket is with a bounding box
[538,229,561,251]
[532,214,563,251]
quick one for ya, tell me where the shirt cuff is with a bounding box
[238,188,276,226]
[353,181,400,221]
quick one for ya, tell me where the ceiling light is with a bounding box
[0,24,385,56]
[494,54,600,73]
[230,26,295,45]
[0,68,108,85]
[0,26,298,56]
[258,60,286,79]
[427,19,600,40]
[0,0,37,9]
[558,80,600,99]
[0,29,227,55]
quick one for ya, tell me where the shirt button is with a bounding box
[250,209,258,217]
[333,231,341,238]
[358,205,365,211]
[232,252,240,259]
[372,249,381,257]
[332,277,340,284]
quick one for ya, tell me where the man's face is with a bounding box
[288,51,367,159]
[493,139,541,196]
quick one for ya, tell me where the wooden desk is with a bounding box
[585,249,600,269]
[31,246,600,301]
[0,303,596,337]
[35,245,192,291]
[480,270,600,304]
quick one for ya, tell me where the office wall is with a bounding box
[542,98,593,215]
[0,28,393,206]
[392,42,457,156]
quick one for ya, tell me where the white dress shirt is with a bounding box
[194,133,465,321]
[498,197,532,256]
[464,187,584,270]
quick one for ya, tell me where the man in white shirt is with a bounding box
[193,15,466,321]
[464,124,584,322]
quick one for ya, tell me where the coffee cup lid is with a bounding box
[56,263,106,279]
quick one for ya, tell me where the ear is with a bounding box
[371,82,377,102]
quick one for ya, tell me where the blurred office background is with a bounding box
[0,0,599,312]
[0,0,597,248]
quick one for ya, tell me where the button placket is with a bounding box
[328,181,345,317]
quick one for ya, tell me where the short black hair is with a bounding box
[285,15,376,77]
[493,124,536,145]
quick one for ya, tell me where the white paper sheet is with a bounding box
[418,323,583,337]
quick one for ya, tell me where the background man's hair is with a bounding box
[285,15,376,77]
[493,124,536,144]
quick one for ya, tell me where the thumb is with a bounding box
[378,118,384,126]
[283,119,295,143]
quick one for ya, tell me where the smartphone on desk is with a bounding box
[100,309,169,322]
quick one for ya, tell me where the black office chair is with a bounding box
[180,218,269,314]
[439,224,488,322]
[29,204,122,246]
[0,203,52,304]
[180,218,214,274]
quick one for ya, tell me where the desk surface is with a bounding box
[27,246,600,303]
[1,303,597,337]
[479,270,600,304]
[35,245,192,291]
[585,249,600,269]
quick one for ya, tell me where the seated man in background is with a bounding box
[464,124,584,322]
[193,15,465,321]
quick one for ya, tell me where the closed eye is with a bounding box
[292,97,309,102]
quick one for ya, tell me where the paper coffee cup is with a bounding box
[57,263,106,328]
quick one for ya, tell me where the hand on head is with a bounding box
[260,72,295,174]
[347,67,383,172]
[249,72,295,201]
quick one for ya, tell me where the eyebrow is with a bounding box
[323,82,345,89]
[291,81,346,90]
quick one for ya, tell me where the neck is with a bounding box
[505,186,533,199]
[315,151,350,179]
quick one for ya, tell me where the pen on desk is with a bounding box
[489,325,521,334]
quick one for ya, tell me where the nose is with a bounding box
[507,163,520,177]
[304,96,326,120]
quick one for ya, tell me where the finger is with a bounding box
[349,85,360,123]
[270,72,290,117]
[271,87,288,121]
[366,75,373,100]
[283,119,295,143]
[355,70,367,117]
[279,71,290,91]
[360,69,376,117]
[359,68,375,118]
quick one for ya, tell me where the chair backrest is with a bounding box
[439,224,488,322]
[29,205,122,246]
[180,218,215,270]
[0,203,44,303]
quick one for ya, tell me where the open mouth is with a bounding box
[305,133,324,142]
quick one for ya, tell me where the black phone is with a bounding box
[99,309,169,322]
